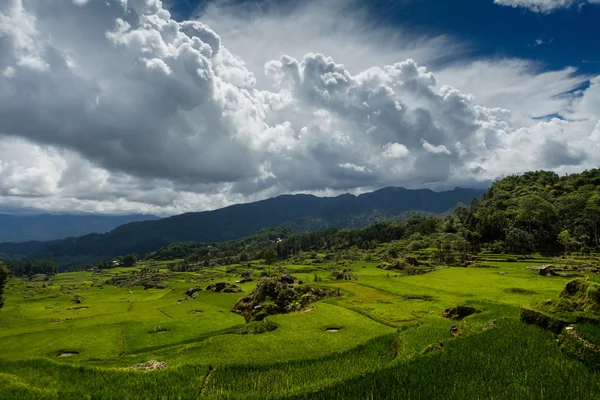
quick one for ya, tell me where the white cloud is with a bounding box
[494,0,600,13]
[0,0,597,215]
[339,163,371,173]
[382,143,410,159]
[422,140,451,155]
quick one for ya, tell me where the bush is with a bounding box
[236,320,278,335]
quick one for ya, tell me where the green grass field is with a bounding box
[1,254,598,399]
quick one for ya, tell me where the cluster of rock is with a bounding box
[128,360,168,371]
[185,282,243,298]
[105,269,170,290]
[232,275,337,322]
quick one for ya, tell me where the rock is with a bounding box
[527,265,557,276]
[440,305,481,320]
[185,287,203,297]
[143,282,166,290]
[129,360,168,371]
[206,282,242,293]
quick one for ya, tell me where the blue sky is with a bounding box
[168,0,600,75]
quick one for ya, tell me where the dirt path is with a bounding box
[119,323,126,356]
[199,366,215,397]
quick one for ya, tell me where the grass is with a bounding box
[290,319,600,400]
[0,253,598,398]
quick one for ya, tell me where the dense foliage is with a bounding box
[463,169,600,253]
[2,259,58,278]
[0,262,8,309]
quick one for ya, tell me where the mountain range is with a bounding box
[0,213,159,243]
[0,187,486,268]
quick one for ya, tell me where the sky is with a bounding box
[0,0,599,216]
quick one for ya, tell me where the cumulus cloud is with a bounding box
[0,0,598,215]
[494,0,600,13]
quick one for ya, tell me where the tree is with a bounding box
[452,236,471,263]
[263,247,277,276]
[585,194,600,247]
[120,254,139,267]
[557,230,581,255]
[0,263,8,309]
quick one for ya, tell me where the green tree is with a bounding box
[585,194,600,247]
[0,263,8,309]
[557,230,577,255]
[263,247,277,276]
[120,254,139,267]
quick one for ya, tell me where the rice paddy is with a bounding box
[1,254,598,399]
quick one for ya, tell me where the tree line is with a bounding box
[149,169,600,265]
[1,259,58,278]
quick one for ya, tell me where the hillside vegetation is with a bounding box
[0,187,484,268]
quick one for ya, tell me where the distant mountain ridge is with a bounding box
[0,213,159,243]
[0,187,486,268]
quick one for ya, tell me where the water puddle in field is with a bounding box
[56,351,79,357]
[325,327,342,332]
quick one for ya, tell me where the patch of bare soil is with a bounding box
[56,351,79,357]
[129,360,168,371]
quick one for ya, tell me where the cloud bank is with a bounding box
[0,0,598,215]
[494,0,600,13]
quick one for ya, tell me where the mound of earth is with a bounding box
[206,282,242,293]
[440,305,481,320]
[236,320,278,335]
[185,287,202,297]
[129,360,168,371]
[521,279,600,333]
[232,275,337,322]
[105,269,169,290]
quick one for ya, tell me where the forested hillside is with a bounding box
[464,169,600,253]
[139,169,600,269]
[0,187,483,268]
